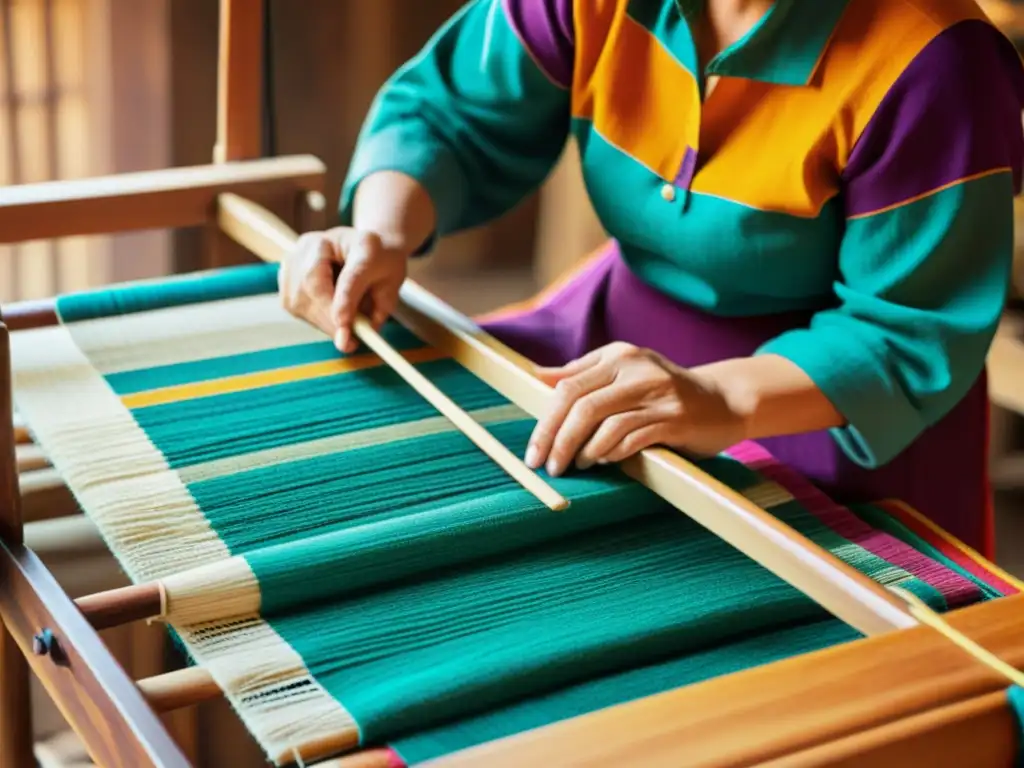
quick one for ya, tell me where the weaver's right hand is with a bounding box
[279,227,409,354]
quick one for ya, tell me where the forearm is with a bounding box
[351,171,437,255]
[692,354,846,441]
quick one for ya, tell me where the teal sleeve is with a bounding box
[757,171,1015,468]
[338,0,571,245]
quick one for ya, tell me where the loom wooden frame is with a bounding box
[2,196,1024,768]
[1,0,1023,764]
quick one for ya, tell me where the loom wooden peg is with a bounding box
[216,192,570,511]
[16,444,48,473]
[76,582,165,631]
[137,666,223,712]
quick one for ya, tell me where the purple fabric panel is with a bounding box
[479,241,990,552]
[674,147,698,189]
[501,0,575,88]
[843,19,1024,217]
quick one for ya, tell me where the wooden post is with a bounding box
[209,0,266,268]
[0,322,34,768]
[213,0,263,164]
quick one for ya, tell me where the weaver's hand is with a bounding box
[525,343,748,477]
[279,227,409,353]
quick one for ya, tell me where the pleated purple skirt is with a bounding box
[478,242,994,557]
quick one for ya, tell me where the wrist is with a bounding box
[690,354,844,441]
[353,170,437,257]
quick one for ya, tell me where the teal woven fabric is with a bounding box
[41,266,1015,763]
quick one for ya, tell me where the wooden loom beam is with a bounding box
[0,154,324,246]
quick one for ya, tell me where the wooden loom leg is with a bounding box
[0,321,35,768]
[0,619,33,768]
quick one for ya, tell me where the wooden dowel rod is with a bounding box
[20,467,78,523]
[137,667,222,713]
[12,413,29,445]
[16,443,48,472]
[1,298,58,331]
[353,318,568,511]
[216,192,569,512]
[76,582,163,631]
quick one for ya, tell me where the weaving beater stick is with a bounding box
[216,193,568,512]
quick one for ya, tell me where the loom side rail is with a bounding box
[0,542,190,768]
[0,155,325,245]
[424,593,1024,768]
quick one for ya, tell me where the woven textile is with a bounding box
[12,264,1022,764]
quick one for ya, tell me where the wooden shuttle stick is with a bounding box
[216,192,568,512]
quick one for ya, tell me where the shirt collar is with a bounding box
[675,0,850,86]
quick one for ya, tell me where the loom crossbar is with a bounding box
[0,155,325,245]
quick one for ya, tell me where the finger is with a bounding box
[601,422,674,464]
[368,282,399,330]
[533,348,605,386]
[546,384,641,476]
[301,241,340,334]
[331,240,376,353]
[526,363,613,471]
[576,409,653,469]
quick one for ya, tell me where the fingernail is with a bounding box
[597,458,608,465]
[546,458,561,477]
[525,445,540,469]
[333,329,344,351]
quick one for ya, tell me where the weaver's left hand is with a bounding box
[524,343,747,477]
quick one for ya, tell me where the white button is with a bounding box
[660,184,676,202]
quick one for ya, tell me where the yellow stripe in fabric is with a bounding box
[122,346,449,409]
[740,480,795,509]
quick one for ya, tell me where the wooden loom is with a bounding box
[1,2,1024,767]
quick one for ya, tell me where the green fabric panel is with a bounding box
[190,418,597,555]
[391,618,858,762]
[570,118,842,316]
[247,465,658,616]
[851,503,1004,601]
[757,171,1016,468]
[133,358,506,468]
[339,0,570,242]
[105,323,425,395]
[264,498,947,747]
[56,263,278,323]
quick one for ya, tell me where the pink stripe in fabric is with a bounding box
[726,440,983,608]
